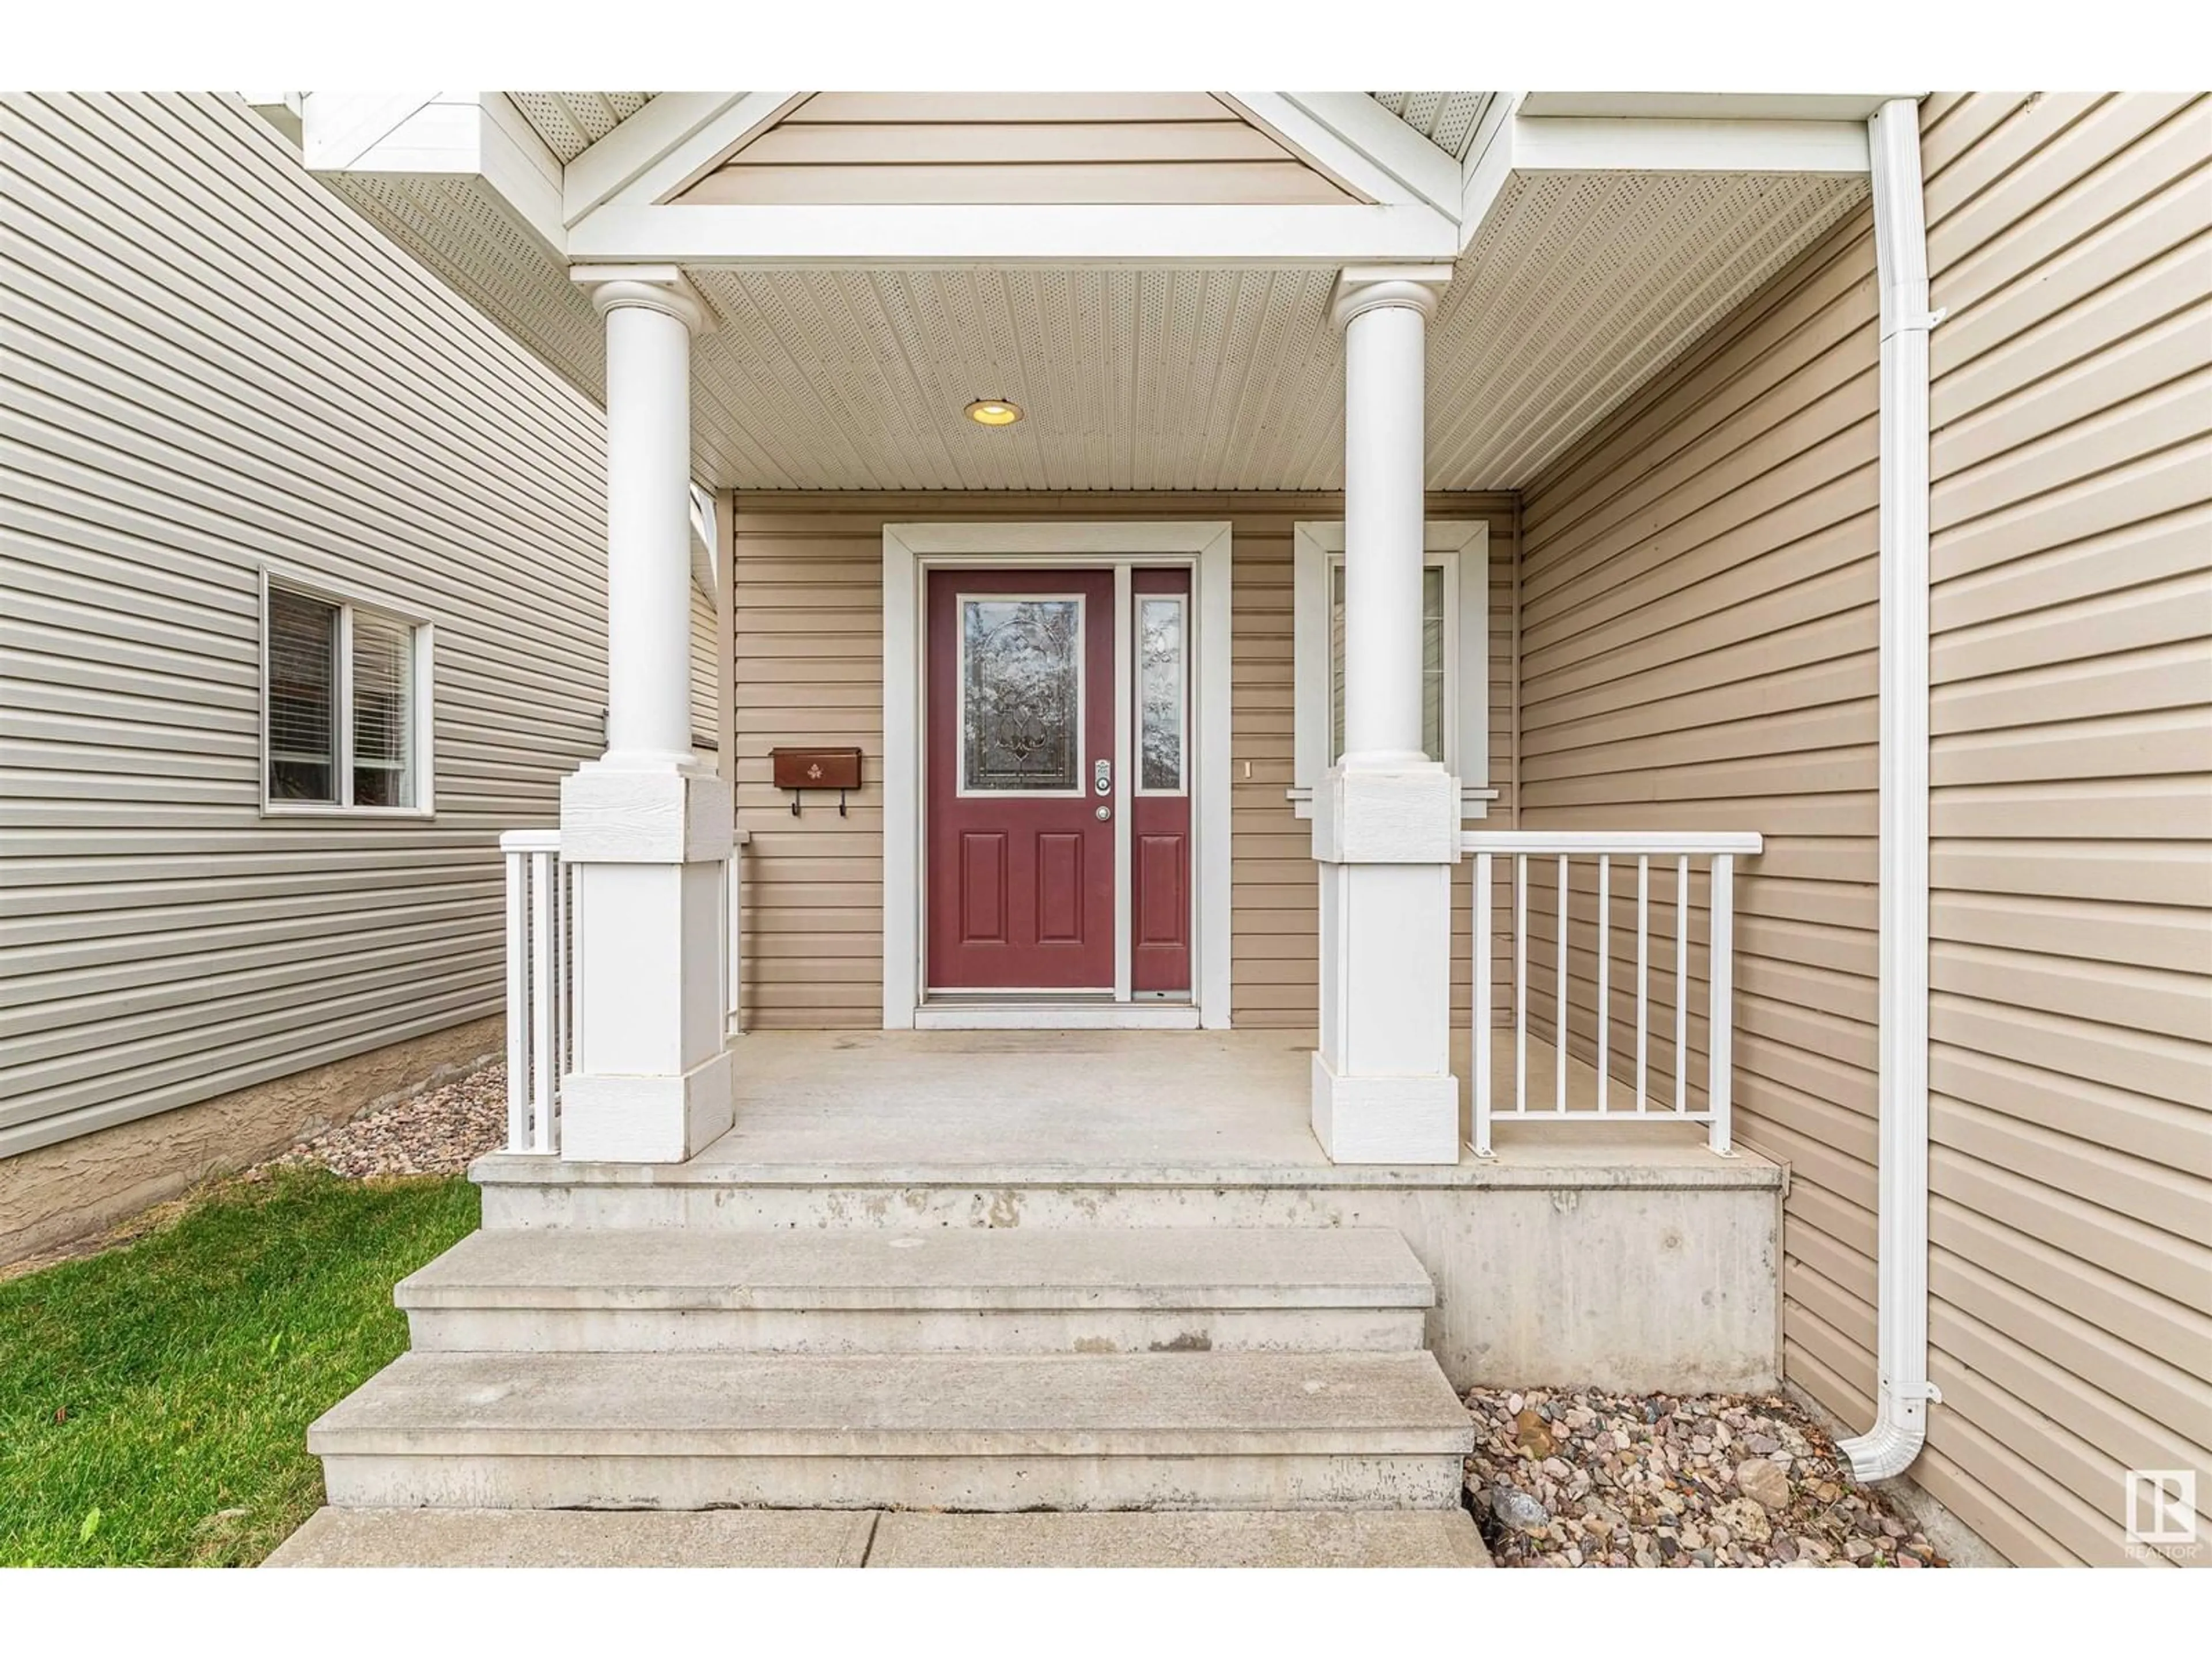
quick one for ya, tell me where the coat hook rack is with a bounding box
[770,746,862,817]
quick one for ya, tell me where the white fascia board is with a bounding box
[560,91,781,224]
[566,200,1460,266]
[300,91,566,256]
[1520,92,1921,121]
[1509,116,1872,176]
[1228,92,1464,216]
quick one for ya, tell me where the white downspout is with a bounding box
[1840,97,1944,1482]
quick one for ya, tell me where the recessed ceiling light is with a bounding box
[965,398,1024,427]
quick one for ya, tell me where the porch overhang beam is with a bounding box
[563,202,1461,267]
[1459,97,1874,251]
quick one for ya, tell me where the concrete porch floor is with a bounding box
[478,1029,1764,1187]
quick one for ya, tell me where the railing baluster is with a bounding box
[1555,853,1569,1114]
[504,848,528,1153]
[529,850,555,1156]
[539,852,561,1154]
[1596,854,1610,1113]
[566,859,582,1095]
[1514,853,1528,1112]
[500,828,566,1158]
[1455,832,1759,1156]
[1635,856,1650,1114]
[1708,853,1736,1155]
[1675,854,1690,1116]
[1473,851,1493,1157]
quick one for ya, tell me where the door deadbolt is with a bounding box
[1093,759,1112,796]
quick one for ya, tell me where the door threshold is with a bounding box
[913,1001,1200,1031]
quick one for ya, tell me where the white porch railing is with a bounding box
[498,826,748,1156]
[1465,831,1763,1158]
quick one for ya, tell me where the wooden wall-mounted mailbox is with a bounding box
[770,746,863,816]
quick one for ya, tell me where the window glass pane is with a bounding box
[351,611,415,808]
[1138,596,1185,791]
[961,598,1081,791]
[267,585,336,801]
[1422,565,1446,764]
[1328,562,1446,764]
[1329,564,1346,766]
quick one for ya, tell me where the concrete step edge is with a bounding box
[395,1226,1437,1312]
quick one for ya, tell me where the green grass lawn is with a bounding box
[0,1169,479,1567]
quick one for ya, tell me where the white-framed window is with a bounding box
[259,570,434,816]
[1290,520,1493,820]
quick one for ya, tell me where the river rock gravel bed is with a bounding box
[263,1063,507,1179]
[1464,1386,1948,1568]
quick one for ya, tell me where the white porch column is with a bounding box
[557,270,733,1163]
[1312,266,1461,1165]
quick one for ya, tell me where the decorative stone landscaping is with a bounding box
[265,1064,507,1180]
[1464,1386,1948,1568]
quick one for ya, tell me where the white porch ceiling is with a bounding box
[671,166,1863,491]
[300,91,1875,492]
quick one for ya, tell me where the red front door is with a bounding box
[926,570,1116,991]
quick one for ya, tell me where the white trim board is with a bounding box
[882,522,1233,1032]
[1290,520,1494,820]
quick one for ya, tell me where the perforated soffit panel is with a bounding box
[672,171,1866,493]
[506,92,654,162]
[1368,92,1495,160]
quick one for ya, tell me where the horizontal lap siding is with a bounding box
[728,492,1516,1029]
[1518,91,2212,1567]
[0,93,607,1157]
[1519,204,1886,1464]
[1916,91,2212,1567]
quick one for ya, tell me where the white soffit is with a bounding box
[507,92,655,162]
[681,267,1350,491]
[328,171,607,400]
[1430,169,1869,483]
[1369,92,1497,160]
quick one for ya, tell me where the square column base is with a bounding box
[561,1048,733,1164]
[1311,1052,1461,1165]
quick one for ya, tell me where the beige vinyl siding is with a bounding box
[728,492,1516,1029]
[676,93,1355,207]
[1519,199,1885,1453]
[1517,91,2211,1566]
[0,93,608,1158]
[1914,90,2211,1567]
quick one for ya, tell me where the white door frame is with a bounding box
[882,521,1233,1031]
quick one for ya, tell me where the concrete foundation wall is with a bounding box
[0,1017,499,1266]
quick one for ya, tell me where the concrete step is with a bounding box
[265,1506,1490,1568]
[308,1349,1475,1512]
[396,1226,1434,1355]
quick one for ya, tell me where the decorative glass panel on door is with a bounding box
[1138,595,1185,792]
[960,597,1082,792]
